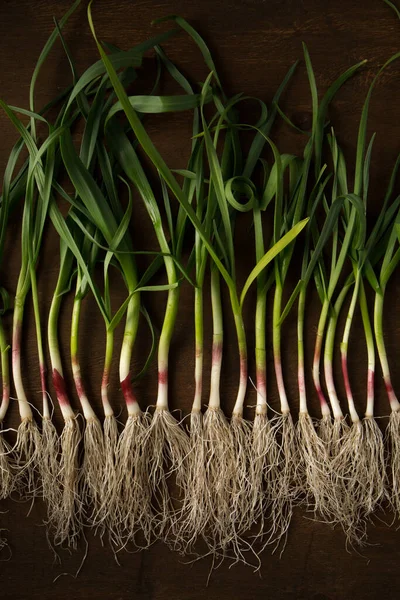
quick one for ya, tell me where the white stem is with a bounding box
[208,342,222,409]
[192,350,203,413]
[12,306,33,421]
[298,360,307,414]
[324,359,344,420]
[101,381,114,417]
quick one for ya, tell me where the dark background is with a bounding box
[1,0,400,598]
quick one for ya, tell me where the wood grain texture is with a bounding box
[1,0,400,598]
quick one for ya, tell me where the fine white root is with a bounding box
[101,414,119,531]
[229,414,254,561]
[267,412,299,550]
[81,417,105,528]
[50,417,81,549]
[178,410,207,553]
[39,417,61,522]
[144,409,190,549]
[250,413,280,543]
[386,410,400,520]
[297,412,333,519]
[318,415,349,458]
[202,407,234,556]
[113,412,152,548]
[318,414,334,448]
[362,416,387,516]
[331,421,367,547]
[0,431,15,500]
[14,418,42,498]
[331,417,350,456]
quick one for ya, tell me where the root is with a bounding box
[318,414,333,447]
[331,421,368,547]
[144,409,190,548]
[178,410,207,553]
[267,412,299,550]
[362,417,387,515]
[331,417,350,456]
[250,413,279,540]
[229,414,254,562]
[113,412,152,548]
[101,414,119,531]
[387,410,400,521]
[39,418,61,522]
[297,413,333,519]
[49,417,81,549]
[14,418,42,498]
[202,407,234,556]
[318,415,349,458]
[80,417,105,526]
[0,431,15,500]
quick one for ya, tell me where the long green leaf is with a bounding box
[240,218,309,306]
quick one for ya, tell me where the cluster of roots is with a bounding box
[0,407,399,564]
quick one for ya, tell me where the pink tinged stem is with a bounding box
[312,342,331,417]
[121,373,141,416]
[274,355,290,414]
[0,381,10,423]
[256,363,267,414]
[298,358,307,414]
[232,352,248,416]
[384,379,400,412]
[341,351,359,423]
[324,358,344,420]
[158,369,168,385]
[52,368,74,421]
[365,368,375,418]
[71,357,96,420]
[0,320,9,422]
[52,369,71,409]
[2,382,9,405]
[101,368,114,417]
[374,291,400,412]
[192,346,203,413]
[12,319,33,420]
[156,367,169,411]
[40,365,47,397]
[194,378,202,403]
[208,339,223,409]
[40,364,51,420]
[256,368,266,397]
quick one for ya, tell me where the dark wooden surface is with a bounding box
[1,0,400,598]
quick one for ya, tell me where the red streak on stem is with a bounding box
[74,375,86,400]
[212,341,223,365]
[240,354,247,383]
[195,378,202,399]
[158,369,168,385]
[2,383,9,404]
[101,368,109,390]
[256,366,266,392]
[367,369,374,400]
[315,385,329,410]
[298,369,306,397]
[12,321,21,362]
[52,369,71,408]
[71,357,86,400]
[121,372,138,406]
[341,353,352,401]
[313,344,329,409]
[385,379,395,399]
[40,364,47,395]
